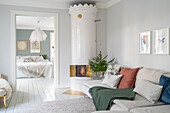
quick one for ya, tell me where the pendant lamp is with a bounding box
[29,20,47,41]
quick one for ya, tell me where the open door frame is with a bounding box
[11,10,60,91]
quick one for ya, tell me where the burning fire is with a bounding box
[80,67,85,75]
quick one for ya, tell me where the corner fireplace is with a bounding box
[69,4,97,79]
[70,65,92,77]
[76,65,86,77]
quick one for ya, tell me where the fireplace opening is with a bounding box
[70,65,92,77]
[76,65,86,77]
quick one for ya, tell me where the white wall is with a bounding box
[0,4,107,87]
[107,0,170,72]
[97,9,107,56]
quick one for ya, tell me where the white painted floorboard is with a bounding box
[0,78,83,113]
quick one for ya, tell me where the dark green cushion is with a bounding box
[40,54,48,60]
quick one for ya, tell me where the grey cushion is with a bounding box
[133,80,163,103]
[0,89,6,96]
[136,68,165,84]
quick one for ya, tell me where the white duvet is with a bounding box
[17,62,53,78]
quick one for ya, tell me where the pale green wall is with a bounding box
[16,29,53,59]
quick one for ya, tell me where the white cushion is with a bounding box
[17,56,31,63]
[0,89,6,96]
[130,105,170,113]
[133,80,163,103]
[36,56,44,62]
[113,94,165,111]
[136,67,165,84]
[30,56,39,61]
[102,75,123,88]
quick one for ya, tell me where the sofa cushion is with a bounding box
[134,80,163,103]
[118,68,140,88]
[113,94,165,111]
[130,105,170,113]
[110,104,124,111]
[136,67,166,84]
[159,75,170,104]
[104,64,122,76]
[102,74,123,88]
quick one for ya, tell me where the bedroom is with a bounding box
[16,15,55,93]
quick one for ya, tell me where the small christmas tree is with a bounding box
[88,51,114,74]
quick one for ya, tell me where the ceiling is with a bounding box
[14,0,121,30]
[16,16,54,30]
[0,0,121,9]
[23,0,111,4]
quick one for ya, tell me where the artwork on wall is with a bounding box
[17,41,27,51]
[153,28,169,54]
[30,41,40,53]
[139,31,151,54]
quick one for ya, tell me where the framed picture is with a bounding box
[153,28,169,54]
[139,31,151,54]
[17,40,27,51]
[30,41,40,53]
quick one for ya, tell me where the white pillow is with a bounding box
[102,74,123,88]
[133,80,163,103]
[30,56,39,61]
[17,56,30,63]
[36,56,44,62]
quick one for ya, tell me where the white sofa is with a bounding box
[81,67,170,113]
[82,80,113,98]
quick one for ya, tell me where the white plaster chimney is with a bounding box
[69,4,97,65]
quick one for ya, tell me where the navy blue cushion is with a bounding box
[159,75,170,104]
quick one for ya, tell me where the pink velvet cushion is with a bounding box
[118,67,140,89]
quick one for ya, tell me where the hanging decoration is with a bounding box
[29,20,47,41]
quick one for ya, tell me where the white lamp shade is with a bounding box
[29,28,47,41]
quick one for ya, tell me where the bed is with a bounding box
[17,56,53,78]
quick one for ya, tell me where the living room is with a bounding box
[0,0,170,113]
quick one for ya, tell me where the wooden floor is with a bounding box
[0,78,83,113]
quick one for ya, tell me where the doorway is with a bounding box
[11,11,59,91]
